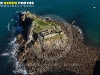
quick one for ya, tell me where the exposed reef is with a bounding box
[15,11,100,75]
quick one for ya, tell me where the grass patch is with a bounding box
[33,18,60,33]
[30,14,61,34]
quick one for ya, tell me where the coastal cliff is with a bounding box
[15,11,100,75]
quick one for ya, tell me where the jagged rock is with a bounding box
[16,11,100,75]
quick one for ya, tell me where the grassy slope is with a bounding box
[26,11,63,40]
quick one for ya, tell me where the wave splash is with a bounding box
[11,11,28,75]
[2,11,28,75]
[7,36,28,75]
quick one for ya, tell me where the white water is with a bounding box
[4,11,28,75]
[1,53,9,56]
[7,23,10,31]
[7,37,28,75]
[72,25,84,39]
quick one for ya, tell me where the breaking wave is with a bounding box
[11,11,28,75]
[7,37,28,75]
[0,11,28,75]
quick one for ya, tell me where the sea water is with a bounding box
[0,0,100,75]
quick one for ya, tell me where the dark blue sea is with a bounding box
[0,0,100,75]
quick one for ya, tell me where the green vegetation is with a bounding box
[33,17,61,33]
[25,11,62,34]
[26,11,64,40]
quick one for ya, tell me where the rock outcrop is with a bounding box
[16,11,100,75]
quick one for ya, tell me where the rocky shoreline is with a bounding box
[15,11,100,75]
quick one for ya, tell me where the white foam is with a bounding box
[7,37,28,75]
[10,19,13,22]
[13,61,28,75]
[20,11,26,15]
[72,25,84,39]
[4,11,28,75]
[93,6,96,9]
[7,23,10,31]
[7,37,16,45]
[72,25,82,34]
[1,53,9,56]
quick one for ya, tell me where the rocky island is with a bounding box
[15,11,100,75]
